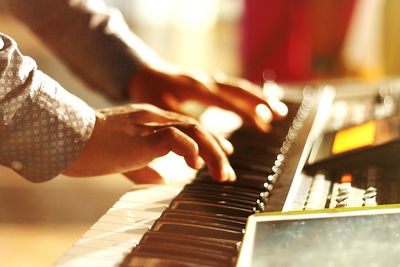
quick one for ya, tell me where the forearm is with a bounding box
[4,0,161,101]
[0,33,95,182]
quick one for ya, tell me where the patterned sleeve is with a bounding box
[0,33,95,182]
[4,0,161,101]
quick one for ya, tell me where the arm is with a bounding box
[5,0,287,131]
[0,33,235,183]
[0,33,95,182]
[4,0,159,101]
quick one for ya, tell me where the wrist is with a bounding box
[127,64,169,101]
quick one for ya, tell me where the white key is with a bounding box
[91,222,150,233]
[147,184,185,193]
[75,238,135,252]
[105,209,160,224]
[120,191,174,205]
[65,246,127,260]
[83,229,146,243]
[55,255,120,267]
[111,201,168,212]
[99,214,157,226]
[54,184,184,267]
[120,187,181,204]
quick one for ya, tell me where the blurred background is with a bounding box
[1,0,400,266]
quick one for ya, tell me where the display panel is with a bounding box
[237,206,400,267]
[332,121,376,154]
[306,115,400,172]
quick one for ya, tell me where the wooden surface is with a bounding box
[0,167,133,267]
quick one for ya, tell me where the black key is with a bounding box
[169,200,254,218]
[152,217,243,233]
[182,185,267,203]
[194,174,272,192]
[184,183,268,200]
[140,231,239,252]
[177,191,261,208]
[172,195,257,211]
[160,210,246,229]
[151,220,243,241]
[125,245,231,267]
[161,207,247,223]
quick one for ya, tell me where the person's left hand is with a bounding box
[128,64,288,132]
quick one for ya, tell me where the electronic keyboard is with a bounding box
[53,87,334,267]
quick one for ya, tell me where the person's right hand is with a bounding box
[63,104,236,183]
[129,64,288,132]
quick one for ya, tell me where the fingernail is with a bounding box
[271,100,288,117]
[195,157,204,169]
[223,163,236,182]
[220,137,234,155]
[255,103,272,126]
[254,104,271,132]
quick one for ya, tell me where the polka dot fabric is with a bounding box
[0,33,95,182]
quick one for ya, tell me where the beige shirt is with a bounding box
[0,0,153,181]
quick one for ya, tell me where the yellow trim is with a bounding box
[252,204,400,218]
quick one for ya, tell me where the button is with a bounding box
[11,160,23,170]
[365,186,377,193]
[336,202,347,208]
[362,191,377,199]
[336,195,349,202]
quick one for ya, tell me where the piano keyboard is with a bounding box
[54,90,326,267]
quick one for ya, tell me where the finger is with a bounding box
[214,99,270,132]
[176,123,236,182]
[192,87,272,132]
[213,74,288,118]
[142,127,201,170]
[217,81,288,119]
[214,74,266,104]
[123,166,165,184]
[136,120,233,156]
[211,133,234,156]
[181,79,273,132]
[126,104,177,124]
[158,72,277,130]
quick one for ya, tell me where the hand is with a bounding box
[129,64,288,132]
[63,104,235,183]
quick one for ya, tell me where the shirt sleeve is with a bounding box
[0,33,95,182]
[4,0,161,101]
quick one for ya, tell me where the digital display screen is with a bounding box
[307,115,400,170]
[332,121,376,154]
[247,212,400,267]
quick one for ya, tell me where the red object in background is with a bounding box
[240,0,357,84]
